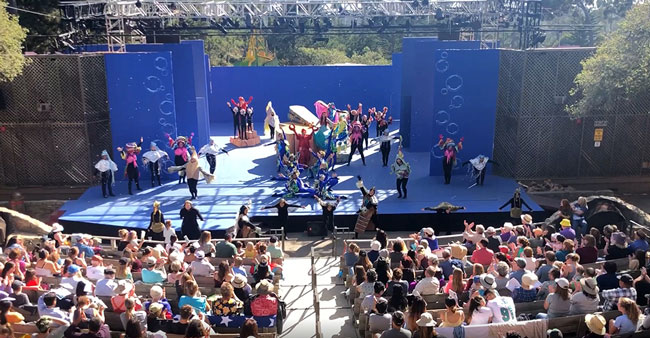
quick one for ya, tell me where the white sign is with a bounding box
[594,141,601,147]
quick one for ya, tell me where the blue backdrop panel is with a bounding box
[104,52,178,182]
[404,40,481,152]
[208,65,399,125]
[126,43,210,147]
[429,49,500,176]
[401,37,437,149]
[390,53,402,124]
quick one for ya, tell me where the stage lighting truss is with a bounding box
[58,0,538,52]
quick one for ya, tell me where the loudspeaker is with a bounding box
[307,221,325,237]
[0,89,6,110]
[146,35,181,44]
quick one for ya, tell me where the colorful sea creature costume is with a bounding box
[347,120,366,166]
[462,155,498,187]
[198,139,228,175]
[289,124,318,166]
[437,135,463,184]
[118,141,142,195]
[94,150,118,198]
[167,133,193,184]
[264,101,280,139]
[142,141,168,187]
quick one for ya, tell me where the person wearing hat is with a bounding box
[569,277,600,315]
[520,214,534,235]
[231,274,251,302]
[605,231,630,260]
[537,277,571,319]
[583,313,606,338]
[142,141,168,187]
[8,280,30,307]
[368,241,381,263]
[189,250,214,277]
[484,227,501,252]
[95,268,119,297]
[166,132,193,184]
[547,328,563,338]
[142,257,166,284]
[512,273,538,303]
[250,279,278,317]
[85,255,105,281]
[414,312,437,338]
[93,149,118,198]
[60,265,91,294]
[559,218,576,240]
[479,273,497,293]
[498,188,533,219]
[437,135,463,185]
[354,176,379,239]
[601,273,637,311]
[116,137,143,195]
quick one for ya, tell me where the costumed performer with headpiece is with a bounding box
[147,200,165,241]
[288,123,318,166]
[117,137,143,195]
[391,152,411,199]
[231,96,253,139]
[376,131,400,167]
[347,120,367,166]
[142,141,169,187]
[498,188,533,219]
[184,147,215,200]
[354,176,379,238]
[462,155,498,187]
[264,101,280,140]
[372,107,393,137]
[94,150,118,198]
[198,139,228,175]
[437,134,463,184]
[361,113,373,149]
[166,132,193,184]
[246,106,254,132]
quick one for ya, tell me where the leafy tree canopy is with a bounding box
[567,2,650,116]
[0,0,28,82]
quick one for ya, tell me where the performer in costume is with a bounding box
[347,103,362,122]
[347,121,366,166]
[147,201,165,241]
[231,95,253,111]
[94,150,117,198]
[180,200,203,240]
[184,148,215,200]
[117,137,143,195]
[231,203,261,238]
[315,196,341,239]
[498,188,533,219]
[142,142,168,187]
[376,131,399,167]
[462,155,498,187]
[354,176,379,238]
[391,156,411,199]
[198,139,228,175]
[422,202,466,235]
[166,133,193,184]
[361,114,373,149]
[264,101,280,140]
[246,107,254,132]
[437,135,463,184]
[231,96,253,139]
[276,170,316,198]
[288,124,318,167]
[373,107,393,137]
[226,102,240,138]
[261,199,305,231]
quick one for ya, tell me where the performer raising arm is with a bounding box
[117,137,143,195]
[315,196,341,239]
[198,139,228,175]
[462,155,498,187]
[354,176,379,239]
[142,141,168,187]
[498,188,533,219]
[391,156,411,199]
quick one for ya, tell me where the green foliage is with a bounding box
[0,0,28,83]
[16,0,59,53]
[203,35,247,66]
[567,2,650,117]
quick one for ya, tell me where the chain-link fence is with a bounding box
[0,55,111,186]
[494,48,650,179]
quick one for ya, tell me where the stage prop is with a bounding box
[400,38,480,151]
[288,105,319,126]
[229,130,261,147]
[429,49,499,177]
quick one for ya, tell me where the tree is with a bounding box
[0,0,28,83]
[15,0,60,53]
[203,35,247,66]
[567,2,650,117]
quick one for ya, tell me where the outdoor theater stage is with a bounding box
[58,123,545,236]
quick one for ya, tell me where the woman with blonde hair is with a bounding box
[147,201,165,241]
[610,297,640,335]
[198,231,215,256]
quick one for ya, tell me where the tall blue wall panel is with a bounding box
[403,39,480,152]
[104,52,178,182]
[429,49,500,176]
[208,65,399,124]
[390,53,402,123]
[400,37,437,148]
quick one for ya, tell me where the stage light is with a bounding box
[135,0,142,8]
[435,8,444,20]
[169,3,176,11]
[422,0,429,6]
[298,20,306,33]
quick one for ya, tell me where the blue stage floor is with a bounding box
[59,123,543,233]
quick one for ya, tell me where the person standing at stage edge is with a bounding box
[180,200,203,240]
[260,199,305,237]
[147,201,165,241]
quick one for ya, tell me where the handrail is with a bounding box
[310,246,322,338]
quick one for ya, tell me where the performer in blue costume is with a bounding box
[274,170,316,198]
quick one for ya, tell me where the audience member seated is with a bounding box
[601,273,636,311]
[143,285,172,315]
[605,232,630,260]
[485,288,516,323]
[232,274,252,302]
[576,235,598,265]
[537,277,570,319]
[609,297,641,335]
[387,284,408,312]
[406,296,427,332]
[569,277,600,315]
[413,312,436,338]
[512,273,538,303]
[596,261,619,291]
[178,280,208,314]
[369,299,391,335]
[189,251,214,277]
[215,234,237,259]
[64,317,109,338]
[379,311,411,338]
[141,257,166,284]
[471,239,494,267]
[413,267,440,296]
[250,279,278,317]
[583,313,607,338]
[362,282,386,314]
[212,282,243,315]
[439,297,464,328]
[467,295,493,325]
[385,268,408,298]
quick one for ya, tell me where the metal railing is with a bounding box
[310,246,323,338]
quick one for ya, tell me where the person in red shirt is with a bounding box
[471,239,495,267]
[250,279,278,317]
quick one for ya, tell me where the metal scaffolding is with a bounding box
[58,0,537,51]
